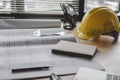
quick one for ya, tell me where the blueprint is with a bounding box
[0,28,104,80]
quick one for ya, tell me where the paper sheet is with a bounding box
[0,28,104,80]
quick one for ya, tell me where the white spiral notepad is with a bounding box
[52,40,97,59]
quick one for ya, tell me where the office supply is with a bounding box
[12,66,52,73]
[0,28,104,80]
[0,44,104,80]
[50,73,62,80]
[0,31,76,47]
[33,28,65,37]
[74,67,120,80]
[52,40,97,59]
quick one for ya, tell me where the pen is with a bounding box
[50,73,62,80]
[12,66,52,73]
[41,34,60,37]
[41,31,65,37]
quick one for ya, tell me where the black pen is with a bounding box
[41,34,60,37]
[12,66,52,73]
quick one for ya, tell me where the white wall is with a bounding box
[0,19,61,29]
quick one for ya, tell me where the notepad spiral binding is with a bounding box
[52,49,97,59]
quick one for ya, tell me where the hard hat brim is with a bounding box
[77,32,92,40]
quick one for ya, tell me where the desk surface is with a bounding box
[36,32,120,80]
[0,28,120,80]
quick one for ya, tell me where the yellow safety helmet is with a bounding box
[74,6,120,42]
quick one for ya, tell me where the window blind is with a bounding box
[0,0,79,15]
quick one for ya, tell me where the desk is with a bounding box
[36,32,120,80]
[0,28,120,80]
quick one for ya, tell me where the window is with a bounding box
[0,0,11,14]
[0,0,79,15]
[84,0,120,12]
[0,0,120,19]
[24,0,79,15]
